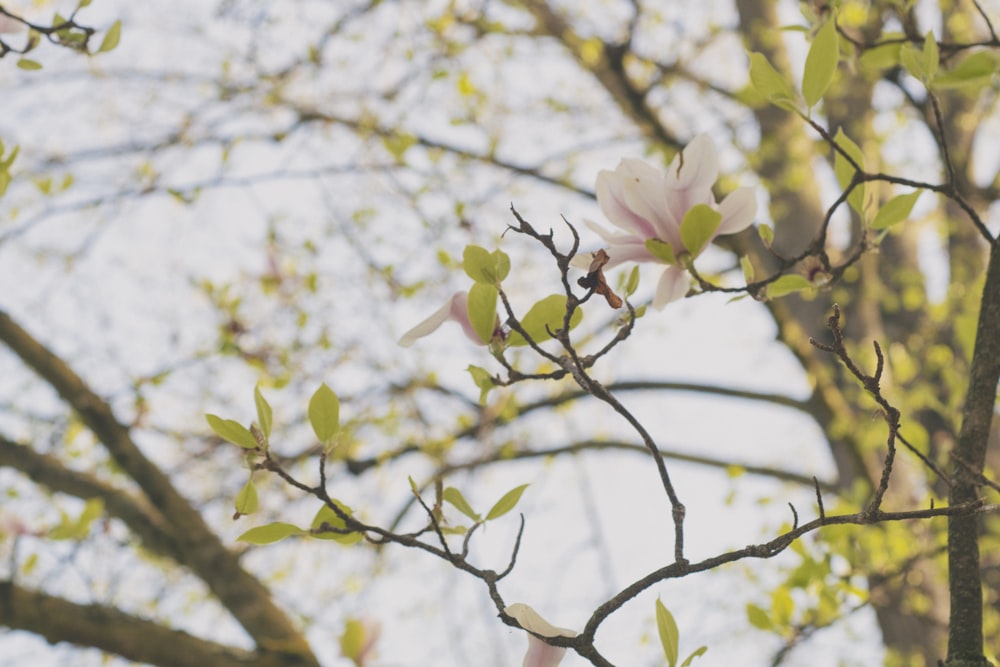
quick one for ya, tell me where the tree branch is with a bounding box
[0,582,299,667]
[0,309,318,665]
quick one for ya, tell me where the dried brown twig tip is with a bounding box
[577,249,623,309]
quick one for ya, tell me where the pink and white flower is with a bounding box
[587,134,757,308]
[398,291,487,347]
[505,603,578,667]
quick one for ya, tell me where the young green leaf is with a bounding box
[311,500,363,544]
[680,646,708,667]
[656,598,679,667]
[467,283,498,345]
[624,265,640,296]
[922,31,939,81]
[832,128,866,214]
[442,486,480,521]
[308,383,340,444]
[746,603,774,631]
[485,484,529,521]
[507,294,583,347]
[17,59,43,70]
[467,365,495,405]
[645,238,677,264]
[462,244,509,284]
[802,18,839,108]
[765,274,812,299]
[206,414,260,449]
[740,255,755,283]
[748,52,799,111]
[237,522,302,545]
[254,384,273,438]
[97,20,121,53]
[491,249,511,283]
[679,204,722,256]
[757,223,774,248]
[871,191,921,230]
[933,51,999,89]
[235,479,259,516]
[340,618,369,664]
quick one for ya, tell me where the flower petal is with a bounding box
[398,292,478,346]
[669,134,719,192]
[652,266,689,309]
[523,636,567,667]
[596,162,659,239]
[716,187,757,235]
[505,604,578,638]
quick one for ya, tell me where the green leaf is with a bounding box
[802,19,839,108]
[746,603,774,631]
[340,618,368,663]
[871,191,921,230]
[311,500,363,544]
[624,265,640,296]
[740,255,755,283]
[922,31,939,81]
[443,486,480,521]
[771,587,794,626]
[254,384,273,438]
[50,498,105,540]
[462,245,508,284]
[933,50,999,89]
[679,204,722,257]
[235,479,258,516]
[899,43,924,81]
[757,224,773,248]
[748,52,799,111]
[16,59,42,71]
[858,42,901,76]
[656,598,679,667]
[77,0,93,8]
[506,294,582,347]
[485,484,529,521]
[680,646,708,667]
[766,274,812,299]
[833,128,866,214]
[467,365,495,405]
[237,522,302,545]
[467,283,498,344]
[308,383,340,444]
[645,238,677,264]
[97,20,121,53]
[492,249,511,282]
[206,414,260,449]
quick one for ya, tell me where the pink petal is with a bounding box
[603,240,657,267]
[716,187,757,235]
[596,165,657,239]
[398,292,484,346]
[652,266,689,309]
[669,134,719,192]
[523,636,567,667]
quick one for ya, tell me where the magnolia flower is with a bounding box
[588,134,757,308]
[398,291,487,347]
[505,603,578,667]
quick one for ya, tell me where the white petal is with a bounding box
[505,604,578,638]
[398,292,467,347]
[716,187,757,235]
[584,219,636,246]
[652,266,689,309]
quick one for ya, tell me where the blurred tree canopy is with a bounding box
[1,1,1000,666]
